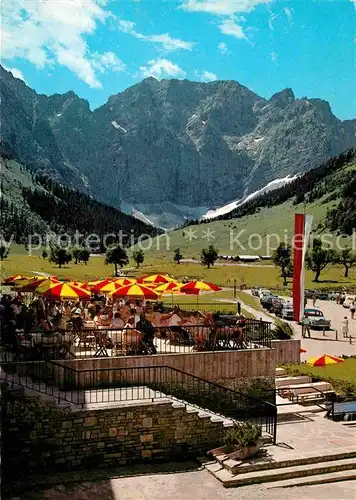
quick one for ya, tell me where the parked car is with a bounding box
[343,296,356,308]
[259,289,272,299]
[251,287,261,297]
[303,308,331,330]
[261,294,278,311]
[270,297,285,314]
[281,304,294,320]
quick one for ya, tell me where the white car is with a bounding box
[343,296,356,308]
[259,289,271,299]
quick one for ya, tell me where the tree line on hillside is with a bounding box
[22,178,161,240]
[181,148,356,235]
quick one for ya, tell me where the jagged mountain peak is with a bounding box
[269,88,295,108]
[1,65,355,228]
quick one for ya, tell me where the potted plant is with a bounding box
[208,422,263,461]
[224,422,262,459]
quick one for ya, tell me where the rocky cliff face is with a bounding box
[1,65,355,225]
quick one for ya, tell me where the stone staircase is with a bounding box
[204,448,356,488]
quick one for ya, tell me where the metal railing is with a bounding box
[0,361,277,442]
[0,319,272,361]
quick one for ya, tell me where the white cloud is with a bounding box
[180,0,272,16]
[180,1,270,41]
[268,12,278,31]
[270,51,278,63]
[284,7,293,22]
[219,18,246,39]
[119,20,194,51]
[218,42,228,54]
[196,70,217,82]
[1,0,124,88]
[140,58,186,79]
[2,65,26,83]
[92,52,126,73]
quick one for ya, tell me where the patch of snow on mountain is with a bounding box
[111,121,127,133]
[131,209,154,227]
[254,136,264,142]
[201,173,300,220]
[56,113,62,117]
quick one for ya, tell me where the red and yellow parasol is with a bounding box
[3,275,32,285]
[179,281,222,295]
[137,274,174,285]
[307,355,344,366]
[155,282,181,293]
[89,278,115,293]
[108,283,161,300]
[16,276,60,292]
[37,282,91,300]
[114,277,136,286]
[100,279,134,294]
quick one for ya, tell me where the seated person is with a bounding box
[124,315,135,330]
[111,311,125,329]
[94,309,112,329]
[136,313,157,354]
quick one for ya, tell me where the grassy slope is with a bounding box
[142,155,356,259]
[143,198,352,259]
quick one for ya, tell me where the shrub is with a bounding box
[273,320,294,340]
[224,422,262,448]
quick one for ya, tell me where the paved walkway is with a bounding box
[12,468,356,499]
[274,397,356,460]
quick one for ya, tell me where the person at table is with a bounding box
[123,315,135,330]
[61,303,72,319]
[71,306,83,332]
[119,301,131,322]
[111,311,125,329]
[136,313,157,354]
[94,308,111,329]
[134,299,143,315]
[85,299,97,320]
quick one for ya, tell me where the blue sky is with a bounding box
[2,0,355,119]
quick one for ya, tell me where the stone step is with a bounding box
[207,457,356,487]
[266,469,356,489]
[213,448,356,475]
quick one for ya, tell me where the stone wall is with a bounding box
[271,339,300,365]
[54,348,276,393]
[2,391,227,480]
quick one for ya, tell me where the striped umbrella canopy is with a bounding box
[67,281,90,290]
[155,282,181,293]
[36,282,91,301]
[108,283,161,300]
[3,275,32,285]
[307,355,344,366]
[100,278,135,294]
[88,278,116,293]
[16,276,61,292]
[179,281,222,295]
[115,277,136,286]
[137,274,174,284]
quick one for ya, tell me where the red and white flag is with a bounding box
[292,213,313,322]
